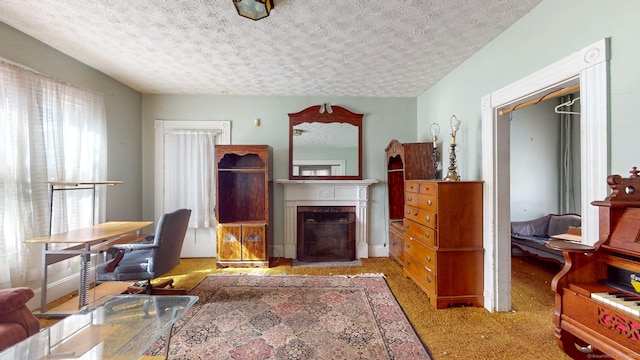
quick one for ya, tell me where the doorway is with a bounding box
[154,120,231,257]
[481,39,610,312]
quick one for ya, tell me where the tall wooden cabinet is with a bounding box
[402,180,483,309]
[385,140,433,266]
[215,145,272,268]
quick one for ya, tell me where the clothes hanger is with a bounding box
[555,96,581,115]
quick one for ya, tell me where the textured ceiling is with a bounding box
[0,0,541,97]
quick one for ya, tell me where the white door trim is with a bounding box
[481,39,609,312]
[154,120,231,257]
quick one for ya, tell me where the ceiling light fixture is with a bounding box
[233,0,274,21]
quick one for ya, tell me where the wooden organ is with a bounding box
[547,167,640,359]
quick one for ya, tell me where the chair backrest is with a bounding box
[150,208,191,276]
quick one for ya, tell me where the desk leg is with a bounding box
[78,252,92,309]
[40,244,49,313]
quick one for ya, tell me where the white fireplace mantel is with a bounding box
[275,179,378,259]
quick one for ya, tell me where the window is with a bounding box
[0,58,106,288]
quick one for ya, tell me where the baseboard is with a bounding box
[368,244,389,258]
[27,267,95,312]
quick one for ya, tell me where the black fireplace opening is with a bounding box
[297,206,356,262]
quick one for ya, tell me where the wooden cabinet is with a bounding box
[385,140,433,266]
[215,145,272,268]
[402,180,483,309]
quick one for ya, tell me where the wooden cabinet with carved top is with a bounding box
[215,145,272,268]
[402,180,483,309]
[385,140,433,267]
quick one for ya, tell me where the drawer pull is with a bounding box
[405,224,410,229]
[406,209,411,214]
[424,265,432,273]
[405,243,410,249]
[574,344,593,354]
[424,233,430,238]
[425,275,432,283]
[425,216,430,222]
[405,260,410,266]
[425,256,431,263]
[407,196,413,201]
[427,200,432,206]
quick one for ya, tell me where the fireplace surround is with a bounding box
[276,179,378,259]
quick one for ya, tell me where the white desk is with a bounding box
[26,221,153,315]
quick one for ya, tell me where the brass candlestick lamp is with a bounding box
[429,123,440,179]
[444,115,461,181]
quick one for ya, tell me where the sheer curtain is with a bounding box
[164,131,216,228]
[0,59,106,289]
[559,94,579,214]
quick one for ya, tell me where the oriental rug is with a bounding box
[146,274,431,359]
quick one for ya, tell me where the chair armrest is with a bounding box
[111,243,159,252]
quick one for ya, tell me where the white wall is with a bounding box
[417,0,640,179]
[141,95,418,254]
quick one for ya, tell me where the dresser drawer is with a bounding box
[404,235,436,269]
[419,182,437,195]
[403,218,437,246]
[405,180,420,194]
[404,252,436,293]
[418,194,437,212]
[405,192,418,208]
[405,205,436,229]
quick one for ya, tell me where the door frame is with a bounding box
[154,120,231,256]
[481,39,610,311]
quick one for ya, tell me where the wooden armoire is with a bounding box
[215,145,272,268]
[385,140,433,266]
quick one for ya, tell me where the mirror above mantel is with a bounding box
[289,105,363,180]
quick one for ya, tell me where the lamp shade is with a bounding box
[233,0,273,21]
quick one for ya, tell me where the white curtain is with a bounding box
[164,131,216,228]
[0,59,106,289]
[559,94,579,214]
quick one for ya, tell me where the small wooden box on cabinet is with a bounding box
[402,180,483,309]
[215,145,272,268]
[385,140,433,266]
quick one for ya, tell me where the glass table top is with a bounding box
[0,295,198,360]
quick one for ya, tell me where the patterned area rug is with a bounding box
[147,274,432,359]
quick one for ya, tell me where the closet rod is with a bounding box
[500,83,580,116]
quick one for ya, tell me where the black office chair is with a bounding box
[96,208,191,295]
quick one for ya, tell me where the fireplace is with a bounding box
[297,206,355,262]
[275,179,378,259]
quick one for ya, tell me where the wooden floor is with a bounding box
[48,281,133,312]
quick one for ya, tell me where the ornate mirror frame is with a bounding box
[288,105,363,180]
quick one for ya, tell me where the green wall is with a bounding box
[141,95,418,252]
[0,22,144,223]
[417,0,640,179]
[3,0,639,256]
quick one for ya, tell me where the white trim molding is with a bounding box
[481,39,609,312]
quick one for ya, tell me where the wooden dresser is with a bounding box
[385,140,433,266]
[402,180,484,309]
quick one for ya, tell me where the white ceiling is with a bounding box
[0,0,541,97]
